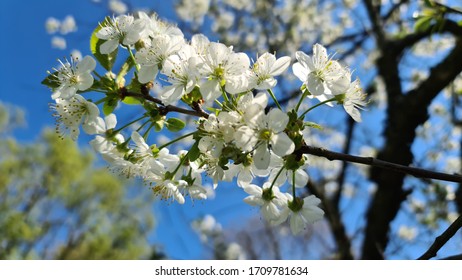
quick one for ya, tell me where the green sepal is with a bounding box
[126,76,143,95]
[181,87,202,106]
[90,19,118,71]
[42,71,59,89]
[165,118,186,132]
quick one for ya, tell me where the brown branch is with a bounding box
[418,215,462,260]
[298,145,462,183]
[122,91,209,118]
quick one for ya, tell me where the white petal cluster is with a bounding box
[50,56,96,100]
[293,44,367,121]
[50,95,99,140]
[96,15,145,54]
[43,11,373,235]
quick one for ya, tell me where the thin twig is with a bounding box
[122,91,209,118]
[298,145,462,183]
[418,215,462,260]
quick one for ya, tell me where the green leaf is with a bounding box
[304,121,323,130]
[41,71,59,89]
[122,96,142,105]
[90,21,118,71]
[165,118,186,132]
[103,99,118,115]
[188,140,200,162]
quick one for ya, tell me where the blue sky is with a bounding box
[0,0,258,260]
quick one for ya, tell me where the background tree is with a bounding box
[0,102,163,259]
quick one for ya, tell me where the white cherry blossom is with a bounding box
[50,94,99,140]
[251,52,291,90]
[200,42,252,102]
[50,56,96,100]
[293,44,350,103]
[96,15,145,54]
[136,34,185,83]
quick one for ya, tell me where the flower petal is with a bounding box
[138,65,158,84]
[270,56,291,76]
[253,144,270,170]
[267,108,289,132]
[270,132,295,157]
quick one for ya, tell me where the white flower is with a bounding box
[225,162,269,187]
[88,114,125,154]
[288,195,324,235]
[151,179,187,204]
[49,56,96,100]
[180,167,208,201]
[136,34,185,83]
[50,95,99,140]
[243,184,289,223]
[339,79,367,122]
[160,45,202,104]
[251,52,291,90]
[138,12,183,41]
[293,44,350,103]
[234,106,295,170]
[131,131,179,178]
[200,42,251,102]
[96,15,145,54]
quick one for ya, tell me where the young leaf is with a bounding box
[165,118,186,132]
[122,96,142,105]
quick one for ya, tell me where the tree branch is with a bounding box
[298,145,462,183]
[122,91,209,118]
[418,215,462,260]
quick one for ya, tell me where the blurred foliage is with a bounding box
[0,102,162,259]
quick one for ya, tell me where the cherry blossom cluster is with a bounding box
[43,12,366,234]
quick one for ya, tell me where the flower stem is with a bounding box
[298,97,337,119]
[113,115,147,133]
[170,150,190,178]
[295,90,308,113]
[126,46,140,71]
[142,123,154,139]
[267,89,282,110]
[269,166,285,191]
[158,131,196,150]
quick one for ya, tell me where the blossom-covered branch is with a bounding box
[298,145,462,183]
[42,12,368,235]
